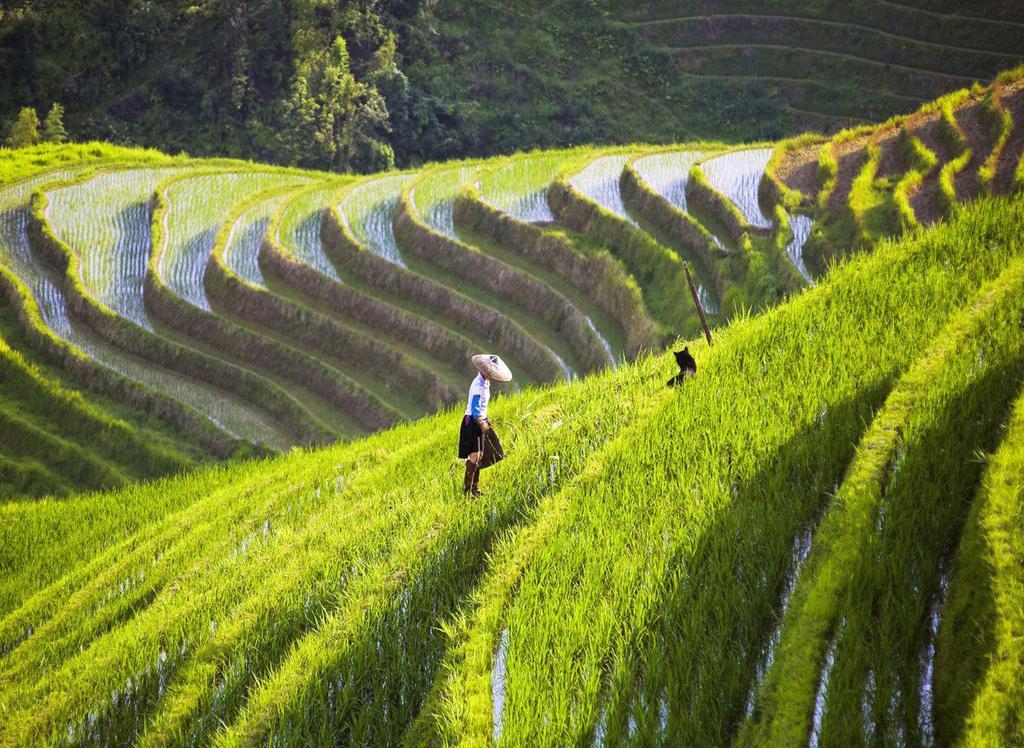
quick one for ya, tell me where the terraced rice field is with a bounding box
[64,327,290,449]
[478,152,571,223]
[47,168,184,329]
[3,185,1023,744]
[337,174,413,266]
[0,69,1021,496]
[567,152,641,226]
[2,57,1024,748]
[699,148,775,229]
[585,150,721,313]
[1,171,81,273]
[0,170,78,321]
[611,0,1023,133]
[631,150,705,212]
[786,214,814,284]
[0,167,291,450]
[407,163,595,380]
[161,172,311,308]
[222,192,295,286]
[277,184,346,282]
[412,164,482,238]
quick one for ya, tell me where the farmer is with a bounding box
[460,354,512,496]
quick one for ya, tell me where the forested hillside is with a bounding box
[3,0,1022,171]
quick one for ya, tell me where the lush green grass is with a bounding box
[0,143,171,184]
[935,385,1024,745]
[418,194,1024,746]
[2,185,1023,744]
[0,455,258,618]
[741,248,1024,746]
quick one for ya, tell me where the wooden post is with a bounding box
[684,262,713,346]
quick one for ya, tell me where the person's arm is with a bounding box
[470,395,490,430]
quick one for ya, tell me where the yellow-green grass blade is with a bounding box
[936,386,1024,744]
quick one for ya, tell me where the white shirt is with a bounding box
[464,374,490,419]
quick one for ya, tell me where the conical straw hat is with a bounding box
[472,354,513,382]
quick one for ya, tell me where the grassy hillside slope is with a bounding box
[1,184,1023,743]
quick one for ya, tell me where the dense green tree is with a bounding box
[8,0,1013,168]
[41,103,67,143]
[347,85,395,172]
[367,31,470,164]
[279,36,394,172]
[6,107,39,147]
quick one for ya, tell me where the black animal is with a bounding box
[667,347,697,387]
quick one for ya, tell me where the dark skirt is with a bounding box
[458,416,505,468]
[458,416,483,459]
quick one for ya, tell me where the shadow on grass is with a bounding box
[608,356,1021,746]
[593,387,886,746]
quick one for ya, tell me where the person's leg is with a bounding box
[470,451,483,495]
[464,451,482,495]
[464,452,482,495]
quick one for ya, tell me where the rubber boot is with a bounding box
[463,460,478,495]
[471,463,482,497]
